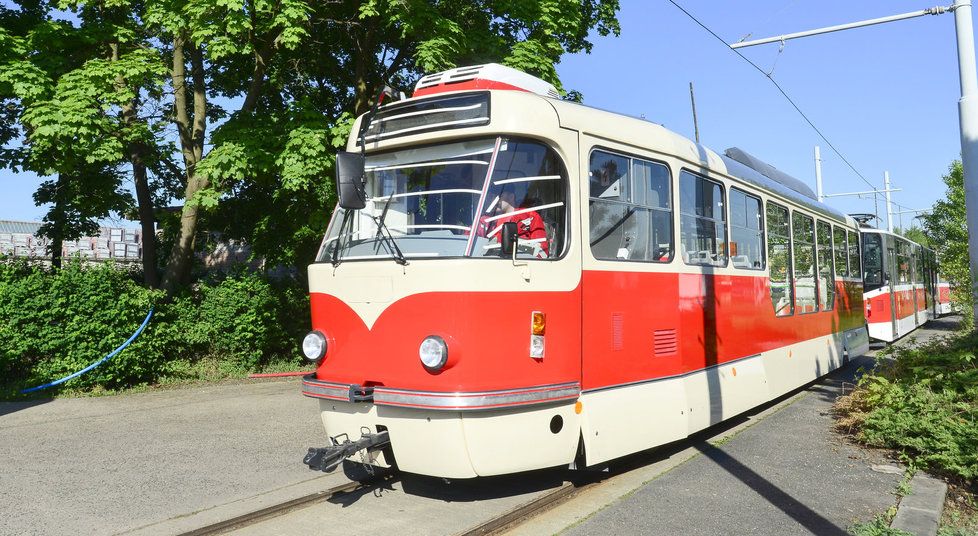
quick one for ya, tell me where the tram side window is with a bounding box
[896,239,911,284]
[833,226,848,278]
[914,246,924,284]
[816,220,835,311]
[680,171,727,267]
[729,188,764,269]
[766,202,792,316]
[862,233,883,291]
[588,150,673,262]
[848,230,861,280]
[793,212,818,313]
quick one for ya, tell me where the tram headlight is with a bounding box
[419,335,448,372]
[302,331,328,362]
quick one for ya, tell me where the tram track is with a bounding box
[177,478,395,536]
[455,480,582,536]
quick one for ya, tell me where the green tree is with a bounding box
[195,0,622,270]
[2,0,621,291]
[898,226,930,248]
[922,160,973,326]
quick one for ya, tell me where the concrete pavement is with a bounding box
[0,378,334,536]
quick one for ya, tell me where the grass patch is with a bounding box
[849,511,911,536]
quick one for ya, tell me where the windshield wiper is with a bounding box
[372,192,408,265]
[332,210,354,267]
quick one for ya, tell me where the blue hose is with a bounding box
[20,308,155,394]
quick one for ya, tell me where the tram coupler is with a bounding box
[303,430,390,473]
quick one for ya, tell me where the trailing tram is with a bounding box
[860,229,941,342]
[299,64,870,479]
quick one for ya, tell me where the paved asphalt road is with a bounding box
[0,379,330,536]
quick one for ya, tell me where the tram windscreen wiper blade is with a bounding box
[371,189,408,265]
[371,214,408,265]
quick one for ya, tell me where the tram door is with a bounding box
[886,243,898,336]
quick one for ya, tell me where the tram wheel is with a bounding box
[343,459,395,483]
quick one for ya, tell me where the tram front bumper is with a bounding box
[301,376,582,479]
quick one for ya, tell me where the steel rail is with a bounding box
[455,481,586,536]
[177,478,390,536]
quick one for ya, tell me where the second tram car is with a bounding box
[300,64,871,479]
[860,229,939,342]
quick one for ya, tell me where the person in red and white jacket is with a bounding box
[477,188,549,258]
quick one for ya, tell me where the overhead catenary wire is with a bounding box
[666,0,883,196]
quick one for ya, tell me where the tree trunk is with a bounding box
[112,42,160,288]
[49,173,66,269]
[161,35,208,294]
[131,146,159,288]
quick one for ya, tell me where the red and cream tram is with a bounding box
[937,276,954,316]
[860,229,937,342]
[300,64,870,479]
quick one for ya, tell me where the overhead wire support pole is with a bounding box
[730,6,951,49]
[953,0,978,323]
[885,171,894,233]
[814,146,824,202]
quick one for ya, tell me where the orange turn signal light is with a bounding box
[531,311,546,335]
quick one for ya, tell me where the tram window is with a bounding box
[729,188,764,270]
[766,202,792,316]
[832,226,848,279]
[914,246,924,284]
[896,239,911,284]
[862,233,883,291]
[680,171,727,267]
[848,230,861,279]
[817,220,835,311]
[792,212,817,314]
[589,151,630,201]
[588,150,673,262]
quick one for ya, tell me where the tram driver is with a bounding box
[478,186,550,258]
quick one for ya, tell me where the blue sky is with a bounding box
[557,0,964,230]
[0,0,967,231]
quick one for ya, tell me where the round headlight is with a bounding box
[302,331,327,362]
[419,335,448,371]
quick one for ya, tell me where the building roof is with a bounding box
[0,220,43,235]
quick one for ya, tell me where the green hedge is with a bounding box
[0,259,309,396]
[836,332,978,480]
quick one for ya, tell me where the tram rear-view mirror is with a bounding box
[336,151,366,210]
[500,222,518,257]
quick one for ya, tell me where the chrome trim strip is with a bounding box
[301,376,352,401]
[373,382,580,411]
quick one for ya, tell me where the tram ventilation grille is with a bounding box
[612,313,624,351]
[653,329,678,356]
[360,92,490,144]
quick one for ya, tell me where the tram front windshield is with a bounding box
[862,233,884,291]
[318,137,567,262]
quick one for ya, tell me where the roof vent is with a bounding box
[414,63,560,99]
[724,147,817,200]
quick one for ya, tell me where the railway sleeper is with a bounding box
[303,430,390,474]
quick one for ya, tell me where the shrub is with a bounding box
[0,259,309,397]
[836,333,978,480]
[178,271,306,370]
[0,259,167,392]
